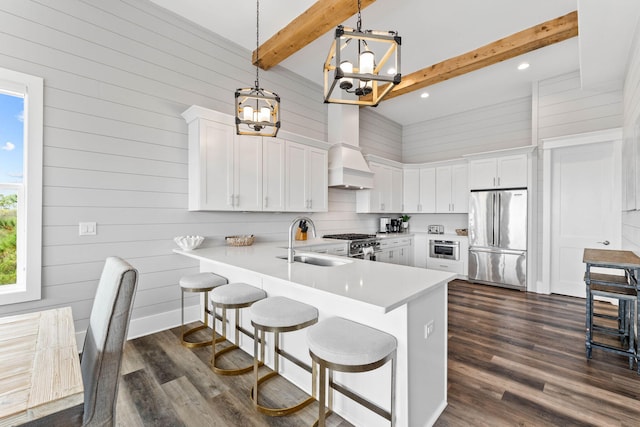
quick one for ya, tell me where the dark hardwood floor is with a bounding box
[117,280,640,426]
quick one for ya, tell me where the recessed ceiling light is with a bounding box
[420,92,430,99]
[517,62,530,71]
[387,67,396,75]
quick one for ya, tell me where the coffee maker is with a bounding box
[390,218,400,233]
[379,217,391,233]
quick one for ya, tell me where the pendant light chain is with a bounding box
[234,0,280,136]
[356,0,362,32]
[255,0,260,89]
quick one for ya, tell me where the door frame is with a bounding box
[539,128,622,294]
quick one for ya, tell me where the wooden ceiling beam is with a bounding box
[253,0,377,70]
[362,10,578,103]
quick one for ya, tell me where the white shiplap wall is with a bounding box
[535,71,624,141]
[622,24,640,253]
[0,0,392,336]
[401,97,532,163]
[360,108,403,162]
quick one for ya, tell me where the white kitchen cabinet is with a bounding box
[378,236,412,266]
[426,257,464,275]
[403,167,436,213]
[435,163,468,213]
[356,160,403,213]
[183,106,329,213]
[285,141,328,212]
[183,113,262,211]
[468,154,527,190]
[262,137,286,211]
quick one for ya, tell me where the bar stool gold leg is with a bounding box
[181,289,213,348]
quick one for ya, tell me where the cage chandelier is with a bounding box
[323,0,401,106]
[235,0,280,137]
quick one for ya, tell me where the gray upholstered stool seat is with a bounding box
[179,272,227,348]
[249,297,319,416]
[307,317,398,427]
[210,283,266,375]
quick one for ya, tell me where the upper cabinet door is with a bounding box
[263,138,286,211]
[469,155,527,190]
[307,147,328,212]
[419,167,436,213]
[285,141,308,212]
[468,158,498,190]
[403,168,420,213]
[284,141,328,212]
[197,119,234,211]
[390,166,403,212]
[234,134,263,211]
[435,166,453,213]
[451,163,469,213]
[496,155,527,188]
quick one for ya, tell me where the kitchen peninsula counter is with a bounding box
[175,242,454,427]
[175,242,452,313]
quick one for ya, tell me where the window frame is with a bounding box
[0,68,43,305]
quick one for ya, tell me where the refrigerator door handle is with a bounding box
[493,192,499,247]
[491,193,496,246]
[469,247,526,256]
[497,193,502,246]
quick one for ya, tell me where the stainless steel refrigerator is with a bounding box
[468,188,527,290]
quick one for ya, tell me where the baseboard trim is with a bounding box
[75,304,201,351]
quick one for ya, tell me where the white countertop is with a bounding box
[175,242,454,313]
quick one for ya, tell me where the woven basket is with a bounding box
[455,229,468,236]
[225,234,255,246]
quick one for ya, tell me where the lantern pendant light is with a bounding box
[324,0,401,106]
[235,0,280,136]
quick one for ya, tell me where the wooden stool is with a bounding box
[586,272,636,369]
[210,283,266,375]
[307,317,397,427]
[179,272,227,348]
[249,296,318,416]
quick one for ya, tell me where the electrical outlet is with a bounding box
[424,320,435,339]
[79,222,97,236]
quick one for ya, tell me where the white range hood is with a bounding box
[327,103,374,189]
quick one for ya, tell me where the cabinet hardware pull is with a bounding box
[597,240,610,246]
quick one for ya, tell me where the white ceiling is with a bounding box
[150,0,640,126]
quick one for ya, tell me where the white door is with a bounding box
[550,141,621,297]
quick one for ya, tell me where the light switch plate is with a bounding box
[79,222,97,236]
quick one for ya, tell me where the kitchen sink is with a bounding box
[276,254,352,267]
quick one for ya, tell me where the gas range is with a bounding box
[323,233,381,258]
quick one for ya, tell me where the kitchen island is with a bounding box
[175,242,454,427]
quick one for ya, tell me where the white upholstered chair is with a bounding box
[78,256,138,426]
[26,256,138,427]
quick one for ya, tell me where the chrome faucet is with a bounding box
[288,216,317,263]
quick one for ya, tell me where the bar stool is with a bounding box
[210,282,266,375]
[307,317,397,427]
[249,296,318,416]
[585,272,636,369]
[179,272,228,348]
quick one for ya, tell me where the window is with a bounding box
[0,68,42,305]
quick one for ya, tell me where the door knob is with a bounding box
[597,240,610,246]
